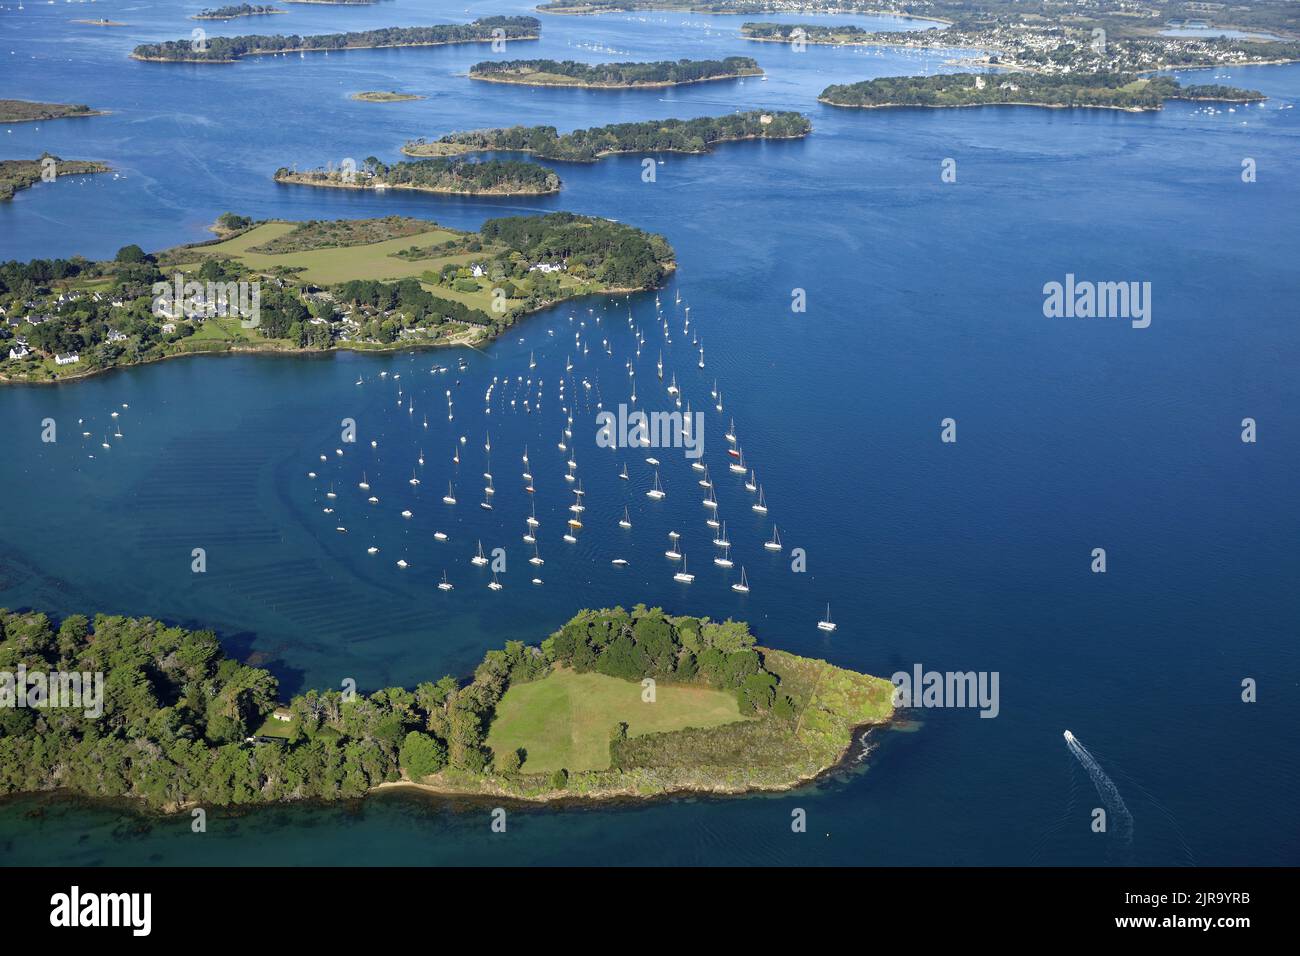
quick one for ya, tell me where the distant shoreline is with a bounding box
[273,170,561,196]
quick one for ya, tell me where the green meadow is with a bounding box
[486,669,746,773]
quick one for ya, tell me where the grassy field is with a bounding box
[190,222,465,285]
[486,669,745,773]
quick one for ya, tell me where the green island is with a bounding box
[0,213,674,383]
[820,72,1266,111]
[743,21,894,45]
[130,16,540,63]
[0,155,111,202]
[351,90,425,102]
[0,606,893,808]
[274,156,562,196]
[0,99,105,124]
[193,4,286,20]
[403,110,810,161]
[468,56,762,88]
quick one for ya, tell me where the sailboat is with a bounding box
[326,484,337,499]
[729,449,746,474]
[523,520,536,544]
[817,604,837,632]
[453,446,460,465]
[731,567,750,594]
[725,420,737,444]
[409,469,420,486]
[764,525,782,551]
[529,351,536,370]
[673,554,695,583]
[713,521,729,547]
[657,351,663,379]
[745,469,757,493]
[438,571,454,591]
[698,347,704,369]
[472,541,489,566]
[527,503,539,527]
[752,486,768,514]
[665,531,682,560]
[619,506,632,529]
[702,487,718,510]
[358,472,369,490]
[667,373,679,397]
[619,462,629,480]
[488,572,503,591]
[646,471,665,499]
[442,482,457,505]
[529,542,544,566]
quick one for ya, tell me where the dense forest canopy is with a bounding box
[820,72,1265,109]
[133,17,539,62]
[470,56,761,86]
[479,212,675,290]
[405,110,811,162]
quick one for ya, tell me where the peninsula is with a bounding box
[130,16,539,63]
[403,110,811,161]
[819,72,1266,110]
[0,607,893,808]
[274,157,561,195]
[0,99,105,124]
[0,156,111,202]
[544,2,1300,73]
[468,56,762,88]
[0,213,673,383]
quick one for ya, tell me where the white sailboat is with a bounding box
[618,506,632,529]
[764,525,782,551]
[665,530,682,560]
[358,472,370,490]
[731,567,750,594]
[752,486,768,514]
[745,469,757,493]
[443,482,457,505]
[673,554,695,583]
[646,470,665,499]
[438,571,454,591]
[472,541,489,566]
[713,521,730,547]
[713,545,733,568]
[488,572,503,591]
[817,604,837,632]
[619,462,629,480]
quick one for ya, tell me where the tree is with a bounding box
[399,731,447,780]
[550,768,569,789]
[115,244,148,264]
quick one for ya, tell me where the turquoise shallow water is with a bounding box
[0,1,1297,865]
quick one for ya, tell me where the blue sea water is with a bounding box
[0,1,1297,866]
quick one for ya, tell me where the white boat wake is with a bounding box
[1064,730,1134,845]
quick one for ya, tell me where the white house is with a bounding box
[7,345,30,360]
[107,329,128,343]
[54,352,80,365]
